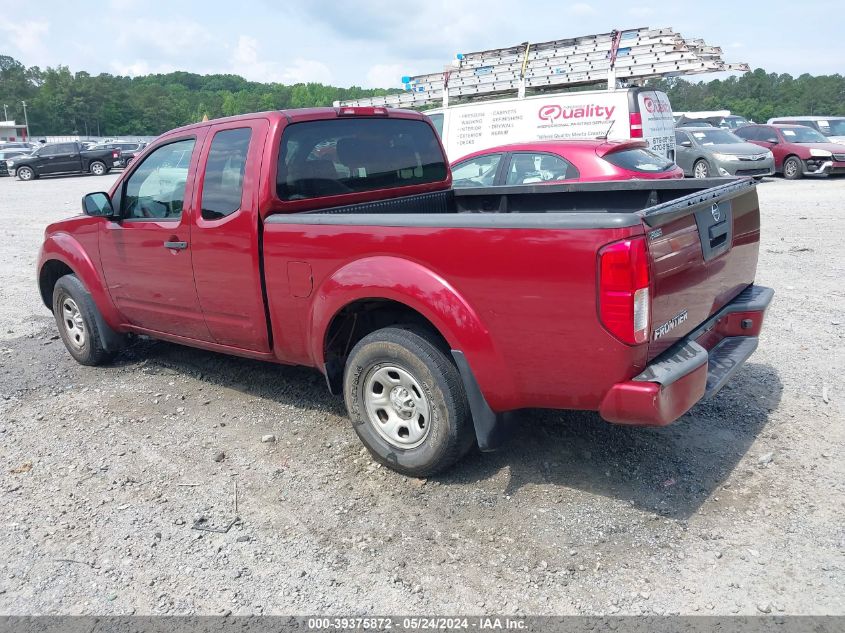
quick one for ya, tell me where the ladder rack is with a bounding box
[336,27,749,109]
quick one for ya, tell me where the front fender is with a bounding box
[308,255,516,410]
[39,230,123,331]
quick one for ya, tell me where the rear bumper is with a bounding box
[599,285,774,426]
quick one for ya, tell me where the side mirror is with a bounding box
[82,191,116,217]
[679,140,693,148]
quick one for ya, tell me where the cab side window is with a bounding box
[122,138,195,220]
[201,128,252,220]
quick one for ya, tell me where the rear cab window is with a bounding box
[603,147,675,173]
[276,117,448,201]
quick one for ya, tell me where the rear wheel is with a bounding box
[90,161,107,176]
[693,159,710,179]
[16,166,35,181]
[783,156,803,180]
[343,327,474,477]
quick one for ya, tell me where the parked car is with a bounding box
[767,116,845,145]
[676,120,715,128]
[6,142,120,181]
[38,108,772,476]
[0,149,31,176]
[89,142,147,168]
[677,115,749,130]
[674,111,750,130]
[733,124,845,179]
[451,139,683,187]
[674,128,774,179]
[0,141,36,151]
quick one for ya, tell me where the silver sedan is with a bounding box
[674,127,774,179]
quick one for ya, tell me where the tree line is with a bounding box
[2,54,844,137]
[645,69,845,123]
[0,54,398,137]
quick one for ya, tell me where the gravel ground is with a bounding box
[0,172,842,616]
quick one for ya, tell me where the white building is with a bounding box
[0,121,28,142]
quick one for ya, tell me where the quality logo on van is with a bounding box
[538,104,616,122]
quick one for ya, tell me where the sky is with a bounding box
[0,0,842,88]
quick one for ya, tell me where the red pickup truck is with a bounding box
[37,107,773,476]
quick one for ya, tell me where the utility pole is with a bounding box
[21,101,30,140]
[2,104,8,121]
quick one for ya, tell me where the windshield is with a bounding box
[724,116,749,129]
[690,129,743,146]
[818,119,845,136]
[781,126,828,143]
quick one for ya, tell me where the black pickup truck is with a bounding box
[6,142,119,181]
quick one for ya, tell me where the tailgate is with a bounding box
[641,179,760,360]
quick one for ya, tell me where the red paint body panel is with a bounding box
[263,224,646,412]
[190,117,272,351]
[646,189,760,360]
[37,108,768,429]
[38,219,122,329]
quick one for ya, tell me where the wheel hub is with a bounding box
[363,365,431,449]
[389,386,416,419]
[62,298,86,349]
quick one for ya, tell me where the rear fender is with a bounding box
[39,232,123,331]
[308,255,515,409]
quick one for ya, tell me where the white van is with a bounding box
[424,87,675,161]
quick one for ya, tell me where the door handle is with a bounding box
[163,241,188,250]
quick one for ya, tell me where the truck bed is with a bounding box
[274,178,748,218]
[263,177,760,413]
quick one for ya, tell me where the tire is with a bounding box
[343,327,474,477]
[783,156,803,180]
[52,274,117,366]
[90,161,107,176]
[16,166,35,181]
[693,159,710,179]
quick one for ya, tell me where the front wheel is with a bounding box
[693,159,710,179]
[52,274,118,366]
[16,166,35,181]
[783,156,803,180]
[343,327,475,477]
[90,161,107,176]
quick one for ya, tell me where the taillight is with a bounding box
[629,112,643,138]
[598,237,650,345]
[113,150,119,159]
